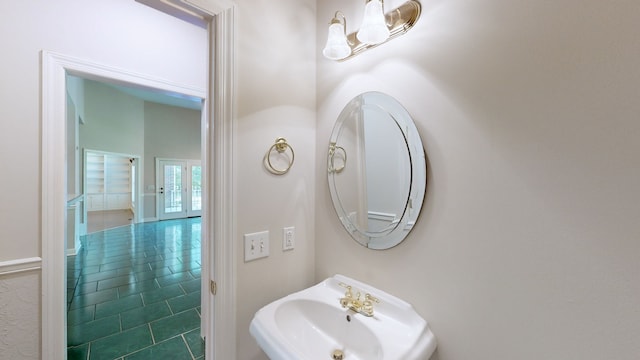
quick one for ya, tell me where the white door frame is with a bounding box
[40,4,236,359]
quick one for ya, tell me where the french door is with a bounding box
[157,159,202,220]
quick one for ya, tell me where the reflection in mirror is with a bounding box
[328,92,426,249]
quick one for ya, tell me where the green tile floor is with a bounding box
[67,217,204,360]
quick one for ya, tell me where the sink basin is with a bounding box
[276,299,383,359]
[250,274,437,360]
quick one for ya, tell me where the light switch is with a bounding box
[244,231,269,262]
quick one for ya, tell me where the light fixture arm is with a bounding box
[332,11,348,37]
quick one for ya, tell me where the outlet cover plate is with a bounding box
[283,226,295,251]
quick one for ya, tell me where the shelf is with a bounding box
[85,152,133,211]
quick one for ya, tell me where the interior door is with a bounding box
[158,159,201,220]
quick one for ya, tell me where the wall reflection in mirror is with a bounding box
[328,92,426,249]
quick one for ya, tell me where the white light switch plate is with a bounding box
[244,231,270,262]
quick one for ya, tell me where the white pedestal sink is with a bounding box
[250,274,437,360]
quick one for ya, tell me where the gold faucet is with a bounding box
[338,282,380,317]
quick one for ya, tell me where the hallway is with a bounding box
[67,217,204,360]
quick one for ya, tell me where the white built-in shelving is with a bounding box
[85,152,132,211]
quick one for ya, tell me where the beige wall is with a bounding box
[0,0,206,357]
[80,80,146,157]
[234,0,317,358]
[4,0,640,358]
[79,80,202,220]
[143,102,202,219]
[0,0,206,261]
[315,1,640,359]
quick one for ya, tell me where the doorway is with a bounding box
[41,50,217,360]
[66,76,205,358]
[42,5,236,358]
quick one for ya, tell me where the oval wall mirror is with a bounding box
[328,92,426,249]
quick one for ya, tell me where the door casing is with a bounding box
[40,4,236,358]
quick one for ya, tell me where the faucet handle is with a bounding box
[365,293,380,304]
[338,282,354,298]
[361,293,380,316]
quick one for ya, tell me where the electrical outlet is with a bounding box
[244,231,269,262]
[283,226,295,251]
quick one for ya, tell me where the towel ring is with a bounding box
[328,142,347,173]
[265,137,295,175]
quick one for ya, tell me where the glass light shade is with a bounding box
[356,0,390,45]
[323,22,352,60]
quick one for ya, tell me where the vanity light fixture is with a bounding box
[322,0,421,61]
[357,0,390,45]
[322,12,352,60]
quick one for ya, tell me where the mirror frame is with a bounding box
[328,92,426,249]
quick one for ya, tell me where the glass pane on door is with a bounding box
[164,165,183,214]
[191,165,202,212]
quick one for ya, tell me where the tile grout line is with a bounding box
[181,333,196,360]
[167,299,174,315]
[148,323,157,345]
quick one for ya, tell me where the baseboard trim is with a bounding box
[0,257,43,276]
[66,245,82,257]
